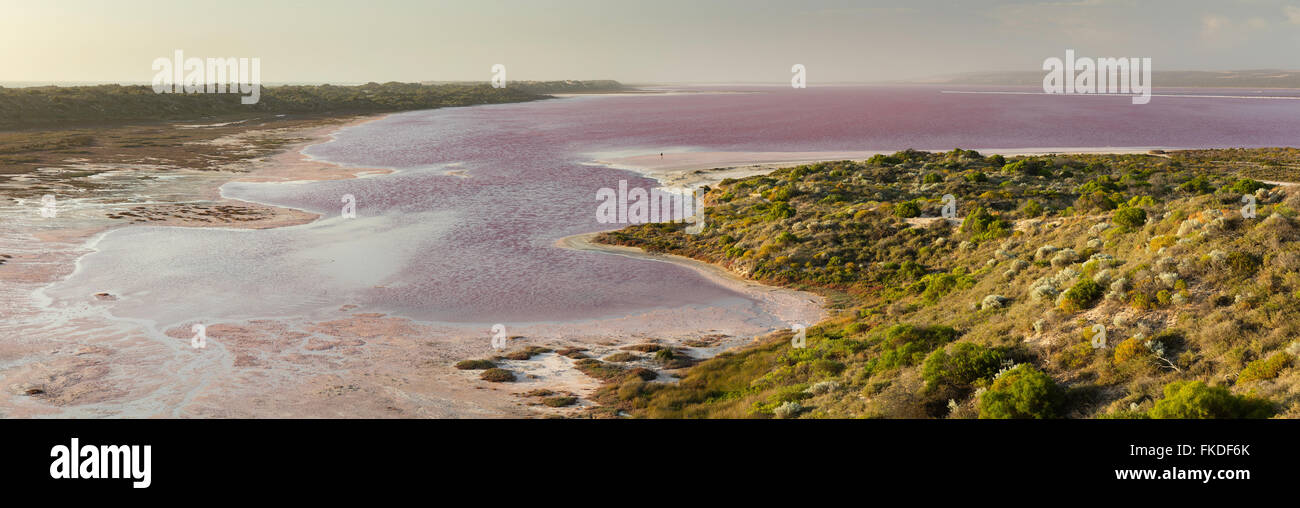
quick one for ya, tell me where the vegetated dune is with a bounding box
[593,147,1300,419]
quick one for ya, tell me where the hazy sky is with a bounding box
[2,0,1298,84]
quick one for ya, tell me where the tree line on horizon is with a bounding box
[0,80,625,129]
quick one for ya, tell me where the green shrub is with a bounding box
[811,358,846,376]
[865,324,959,374]
[766,202,796,220]
[1126,195,1156,208]
[1238,352,1294,384]
[505,347,552,360]
[978,365,1064,419]
[542,396,578,407]
[922,342,1006,391]
[897,260,926,281]
[894,200,922,218]
[480,368,516,382]
[1149,381,1273,418]
[919,272,972,304]
[1113,206,1147,229]
[454,359,496,370]
[1225,252,1261,278]
[766,185,795,201]
[1002,159,1049,176]
[1021,199,1045,217]
[1060,278,1104,313]
[1227,178,1269,195]
[867,154,902,165]
[574,359,625,380]
[1179,175,1214,194]
[960,206,1010,240]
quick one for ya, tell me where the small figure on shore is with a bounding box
[660,152,663,158]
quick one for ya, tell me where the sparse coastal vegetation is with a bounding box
[593,148,1300,418]
[479,368,516,383]
[454,359,496,370]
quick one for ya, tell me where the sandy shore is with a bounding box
[556,232,823,327]
[596,147,1171,189]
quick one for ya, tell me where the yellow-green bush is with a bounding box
[1237,352,1294,384]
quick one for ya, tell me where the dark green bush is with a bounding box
[922,342,1006,391]
[964,171,988,183]
[1113,206,1147,229]
[454,359,495,370]
[978,365,1064,419]
[1060,278,1104,312]
[894,200,922,218]
[960,206,1010,240]
[766,202,796,220]
[865,324,959,374]
[1179,175,1214,194]
[1225,252,1261,279]
[1227,178,1269,195]
[1002,159,1049,176]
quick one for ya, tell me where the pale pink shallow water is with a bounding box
[42,85,1300,327]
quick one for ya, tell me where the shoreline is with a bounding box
[594,147,1173,189]
[555,232,824,327]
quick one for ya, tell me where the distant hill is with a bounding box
[918,70,1300,88]
[0,80,625,130]
[419,80,626,93]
